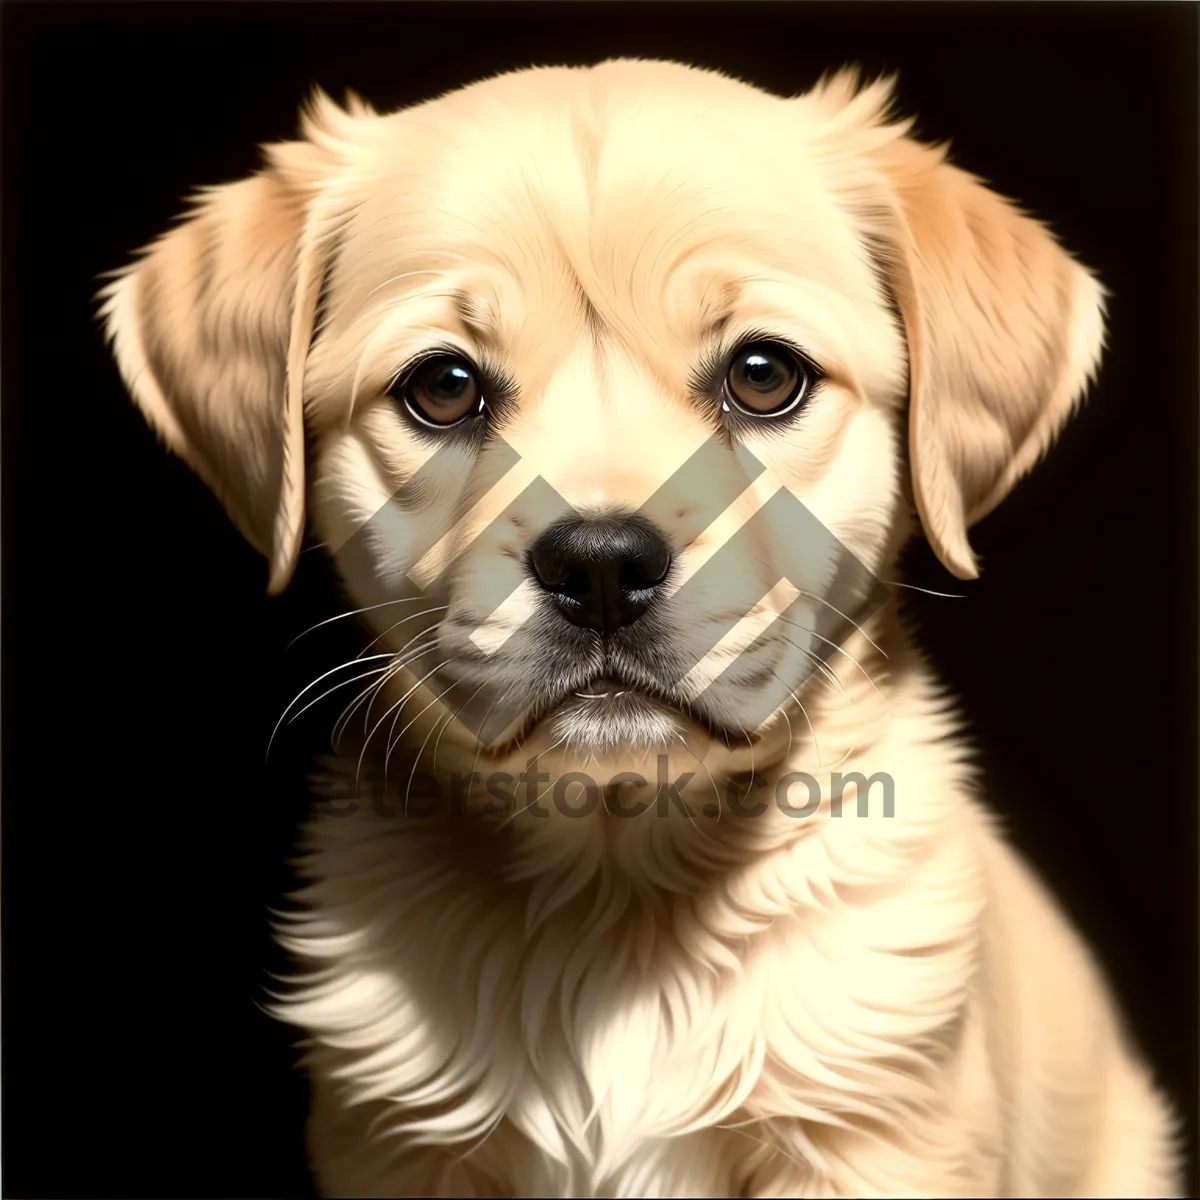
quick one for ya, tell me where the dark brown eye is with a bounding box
[725,342,812,417]
[399,355,482,427]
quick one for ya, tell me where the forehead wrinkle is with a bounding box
[531,212,611,349]
[573,192,766,377]
[527,225,744,406]
[525,162,688,361]
[572,276,608,345]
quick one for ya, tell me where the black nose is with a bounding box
[528,513,672,635]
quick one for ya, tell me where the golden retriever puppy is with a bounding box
[101,59,1181,1198]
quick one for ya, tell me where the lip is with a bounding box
[571,676,632,700]
[505,671,759,751]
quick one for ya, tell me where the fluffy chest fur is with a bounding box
[273,650,1011,1197]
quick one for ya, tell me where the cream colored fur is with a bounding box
[101,59,1181,1197]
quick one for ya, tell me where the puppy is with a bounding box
[101,59,1181,1197]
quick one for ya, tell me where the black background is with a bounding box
[3,2,1197,1196]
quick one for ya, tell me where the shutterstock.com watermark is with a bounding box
[316,757,896,821]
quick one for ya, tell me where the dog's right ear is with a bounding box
[98,89,367,594]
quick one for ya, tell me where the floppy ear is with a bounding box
[849,100,1107,579]
[97,90,365,593]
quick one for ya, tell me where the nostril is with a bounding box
[529,545,570,590]
[555,565,593,601]
[619,549,672,592]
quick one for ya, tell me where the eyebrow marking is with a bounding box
[452,289,500,344]
[701,310,734,342]
[699,278,742,342]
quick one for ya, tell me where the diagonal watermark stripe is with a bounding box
[326,429,890,741]
[407,452,541,592]
[676,577,802,700]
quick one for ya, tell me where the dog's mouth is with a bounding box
[562,676,680,732]
[494,669,759,754]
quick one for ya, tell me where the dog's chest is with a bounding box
[291,842,983,1195]
[370,922,807,1196]
[413,901,781,1191]
[288,739,990,1196]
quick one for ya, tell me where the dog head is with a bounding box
[101,59,1104,782]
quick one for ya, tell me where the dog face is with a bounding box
[101,60,1104,783]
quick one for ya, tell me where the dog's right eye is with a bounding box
[724,341,814,418]
[392,354,484,428]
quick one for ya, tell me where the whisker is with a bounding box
[393,677,459,810]
[748,706,757,781]
[265,653,397,764]
[332,669,395,752]
[285,663,394,729]
[771,670,821,767]
[824,739,860,774]
[769,689,796,773]
[336,638,439,748]
[493,734,571,831]
[287,595,441,649]
[358,659,450,784]
[672,729,715,835]
[468,692,507,776]
[385,669,462,775]
[332,659,414,752]
[674,733,722,832]
[357,605,448,659]
[432,678,490,775]
[881,580,967,599]
[795,589,888,659]
[778,617,884,697]
[530,750,571,810]
[361,268,448,305]
[455,1111,508,1168]
[777,636,843,698]
[361,626,444,730]
[462,680,522,806]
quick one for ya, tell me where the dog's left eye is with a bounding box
[392,354,483,428]
[724,342,814,418]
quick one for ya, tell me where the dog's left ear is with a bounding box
[861,124,1107,580]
